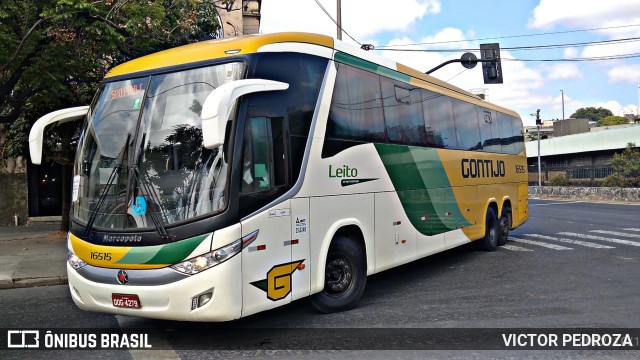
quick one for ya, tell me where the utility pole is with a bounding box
[560,90,565,120]
[336,0,342,40]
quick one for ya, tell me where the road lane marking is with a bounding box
[524,234,614,249]
[501,244,533,252]
[510,237,573,250]
[558,232,640,247]
[590,230,640,238]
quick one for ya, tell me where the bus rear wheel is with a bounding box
[477,207,499,251]
[497,208,511,246]
[311,236,366,313]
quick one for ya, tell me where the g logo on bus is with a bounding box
[250,260,304,301]
[116,270,129,285]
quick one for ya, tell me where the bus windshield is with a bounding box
[72,62,245,231]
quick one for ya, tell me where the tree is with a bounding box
[596,115,629,127]
[569,107,613,122]
[611,143,640,178]
[0,0,223,231]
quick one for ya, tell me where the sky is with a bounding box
[259,0,640,126]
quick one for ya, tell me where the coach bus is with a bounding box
[29,32,528,321]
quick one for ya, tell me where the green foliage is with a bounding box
[611,143,640,178]
[527,133,547,141]
[0,0,223,162]
[549,173,570,186]
[601,174,628,188]
[596,115,629,127]
[569,107,613,122]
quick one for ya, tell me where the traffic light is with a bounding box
[480,43,503,84]
[535,109,541,126]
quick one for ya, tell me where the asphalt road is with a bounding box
[1,199,639,359]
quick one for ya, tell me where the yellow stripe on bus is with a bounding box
[106,32,334,79]
[69,233,168,269]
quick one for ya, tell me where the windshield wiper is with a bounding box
[83,133,131,239]
[130,133,171,239]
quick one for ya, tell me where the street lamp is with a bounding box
[560,90,565,120]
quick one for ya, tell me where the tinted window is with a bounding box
[327,64,386,142]
[422,89,457,149]
[452,99,481,150]
[249,52,328,184]
[478,107,501,152]
[380,78,426,146]
[498,112,515,154]
[511,115,525,154]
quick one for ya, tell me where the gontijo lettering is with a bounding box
[461,158,506,178]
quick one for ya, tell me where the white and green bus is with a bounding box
[29,32,528,321]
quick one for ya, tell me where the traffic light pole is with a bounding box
[537,125,542,187]
[531,109,542,187]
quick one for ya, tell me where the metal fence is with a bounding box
[528,164,615,186]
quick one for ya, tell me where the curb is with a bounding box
[0,276,68,290]
[0,233,65,242]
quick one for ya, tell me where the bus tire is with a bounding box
[497,208,511,246]
[311,236,367,314]
[477,207,499,251]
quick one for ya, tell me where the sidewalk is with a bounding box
[0,224,67,289]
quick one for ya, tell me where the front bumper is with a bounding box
[67,255,242,322]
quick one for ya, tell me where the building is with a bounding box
[526,124,640,185]
[218,0,262,37]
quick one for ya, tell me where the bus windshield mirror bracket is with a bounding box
[425,43,503,84]
[200,79,289,149]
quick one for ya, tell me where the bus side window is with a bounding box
[511,115,525,154]
[498,112,516,155]
[241,117,286,194]
[478,107,500,153]
[422,90,457,149]
[452,99,481,151]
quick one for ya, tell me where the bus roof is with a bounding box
[105,32,519,118]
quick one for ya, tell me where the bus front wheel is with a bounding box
[311,236,367,313]
[477,207,499,251]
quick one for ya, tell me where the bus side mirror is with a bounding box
[200,79,289,149]
[28,106,90,165]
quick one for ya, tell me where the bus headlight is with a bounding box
[172,238,242,275]
[68,251,88,270]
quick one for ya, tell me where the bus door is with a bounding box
[240,116,294,316]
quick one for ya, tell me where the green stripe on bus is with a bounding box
[116,233,210,265]
[334,52,411,83]
[374,144,470,236]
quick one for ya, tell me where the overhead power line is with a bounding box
[506,52,640,62]
[375,36,640,53]
[377,23,640,48]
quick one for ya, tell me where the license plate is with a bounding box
[112,294,142,309]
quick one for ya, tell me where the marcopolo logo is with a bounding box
[461,158,506,179]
